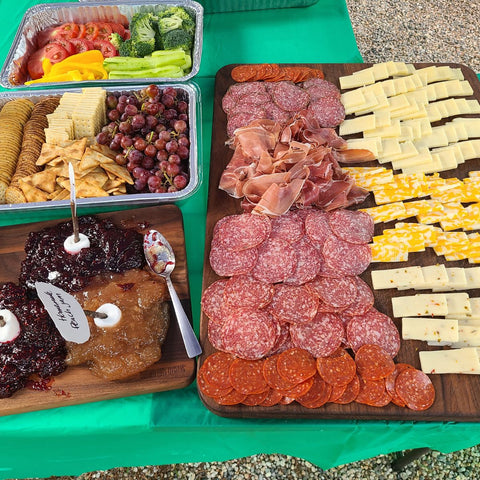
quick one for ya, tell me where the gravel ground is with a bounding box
[8,1,480,479]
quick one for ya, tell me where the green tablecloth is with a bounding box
[1,1,480,479]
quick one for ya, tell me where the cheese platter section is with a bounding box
[199,63,480,420]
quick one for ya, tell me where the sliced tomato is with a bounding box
[43,42,69,63]
[53,38,76,56]
[97,22,113,37]
[69,38,94,53]
[77,23,87,39]
[93,40,118,58]
[56,22,80,39]
[84,22,99,41]
[36,27,57,48]
[27,47,48,80]
[109,22,127,39]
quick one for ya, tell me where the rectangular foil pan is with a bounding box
[0,82,201,212]
[1,0,203,89]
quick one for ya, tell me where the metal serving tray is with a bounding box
[0,82,201,212]
[1,0,203,89]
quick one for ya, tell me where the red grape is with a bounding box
[161,94,175,108]
[177,145,189,160]
[163,87,177,98]
[115,153,127,166]
[168,154,181,165]
[173,174,188,189]
[165,140,178,153]
[134,138,147,151]
[142,156,155,169]
[166,163,181,176]
[144,144,157,158]
[125,104,138,116]
[173,120,187,134]
[131,114,146,130]
[108,109,120,121]
[177,100,188,113]
[145,84,159,99]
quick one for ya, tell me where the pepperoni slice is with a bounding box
[242,390,270,406]
[367,388,392,407]
[329,383,347,402]
[328,209,374,245]
[290,312,344,358]
[395,368,435,411]
[229,358,268,395]
[340,276,374,317]
[334,374,360,404]
[316,348,356,387]
[304,210,332,244]
[209,239,258,277]
[284,235,323,286]
[197,369,233,398]
[269,284,318,324]
[214,389,247,405]
[322,236,372,276]
[346,308,400,358]
[201,279,229,324]
[201,352,236,389]
[355,376,387,406]
[223,275,274,310]
[252,237,298,284]
[385,363,415,407]
[277,348,317,384]
[221,308,276,360]
[296,374,332,408]
[306,276,357,309]
[214,213,271,251]
[269,212,304,244]
[259,388,284,407]
[355,344,395,381]
[277,375,314,398]
[262,355,298,390]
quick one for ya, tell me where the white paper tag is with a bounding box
[35,282,90,344]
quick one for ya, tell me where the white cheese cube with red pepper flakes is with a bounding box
[449,326,480,348]
[415,264,448,290]
[402,317,459,343]
[371,266,425,290]
[444,292,472,317]
[419,347,480,374]
[392,293,449,317]
[432,268,468,292]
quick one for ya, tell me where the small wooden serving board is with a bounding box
[0,205,195,416]
[198,63,480,420]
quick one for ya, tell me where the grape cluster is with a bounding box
[96,84,190,193]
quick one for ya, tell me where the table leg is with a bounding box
[391,447,432,471]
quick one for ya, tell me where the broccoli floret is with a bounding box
[118,39,135,57]
[162,29,193,52]
[132,38,155,57]
[158,15,183,36]
[130,12,156,43]
[158,6,194,22]
[109,32,124,51]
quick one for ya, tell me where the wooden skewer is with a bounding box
[83,309,108,320]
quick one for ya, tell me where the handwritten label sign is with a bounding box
[35,282,90,344]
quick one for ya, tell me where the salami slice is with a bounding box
[272,82,310,111]
[328,209,374,245]
[322,236,372,276]
[259,388,284,407]
[209,240,258,277]
[242,390,270,406]
[295,374,332,408]
[290,312,344,358]
[385,363,415,407]
[221,308,276,360]
[395,368,435,411]
[229,103,267,117]
[252,237,298,284]
[197,369,233,398]
[277,348,317,385]
[269,321,291,356]
[227,112,262,137]
[262,354,298,391]
[207,319,226,351]
[355,344,395,381]
[346,308,401,358]
[269,284,319,324]
[307,97,345,128]
[201,352,236,389]
[264,101,292,123]
[316,348,356,387]
[340,276,374,317]
[284,236,323,286]
[228,82,267,100]
[304,210,332,244]
[268,212,304,244]
[201,279,229,324]
[229,358,269,395]
[214,388,247,405]
[214,214,271,251]
[333,374,360,404]
[303,78,341,100]
[222,92,237,114]
[306,276,357,309]
[355,376,387,406]
[223,275,274,310]
[237,91,271,106]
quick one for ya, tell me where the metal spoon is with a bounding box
[143,230,202,358]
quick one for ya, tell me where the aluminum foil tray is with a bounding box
[1,0,203,89]
[0,82,201,212]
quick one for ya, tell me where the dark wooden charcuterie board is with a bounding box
[0,205,195,416]
[198,63,480,420]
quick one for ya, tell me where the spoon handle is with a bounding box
[166,276,202,358]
